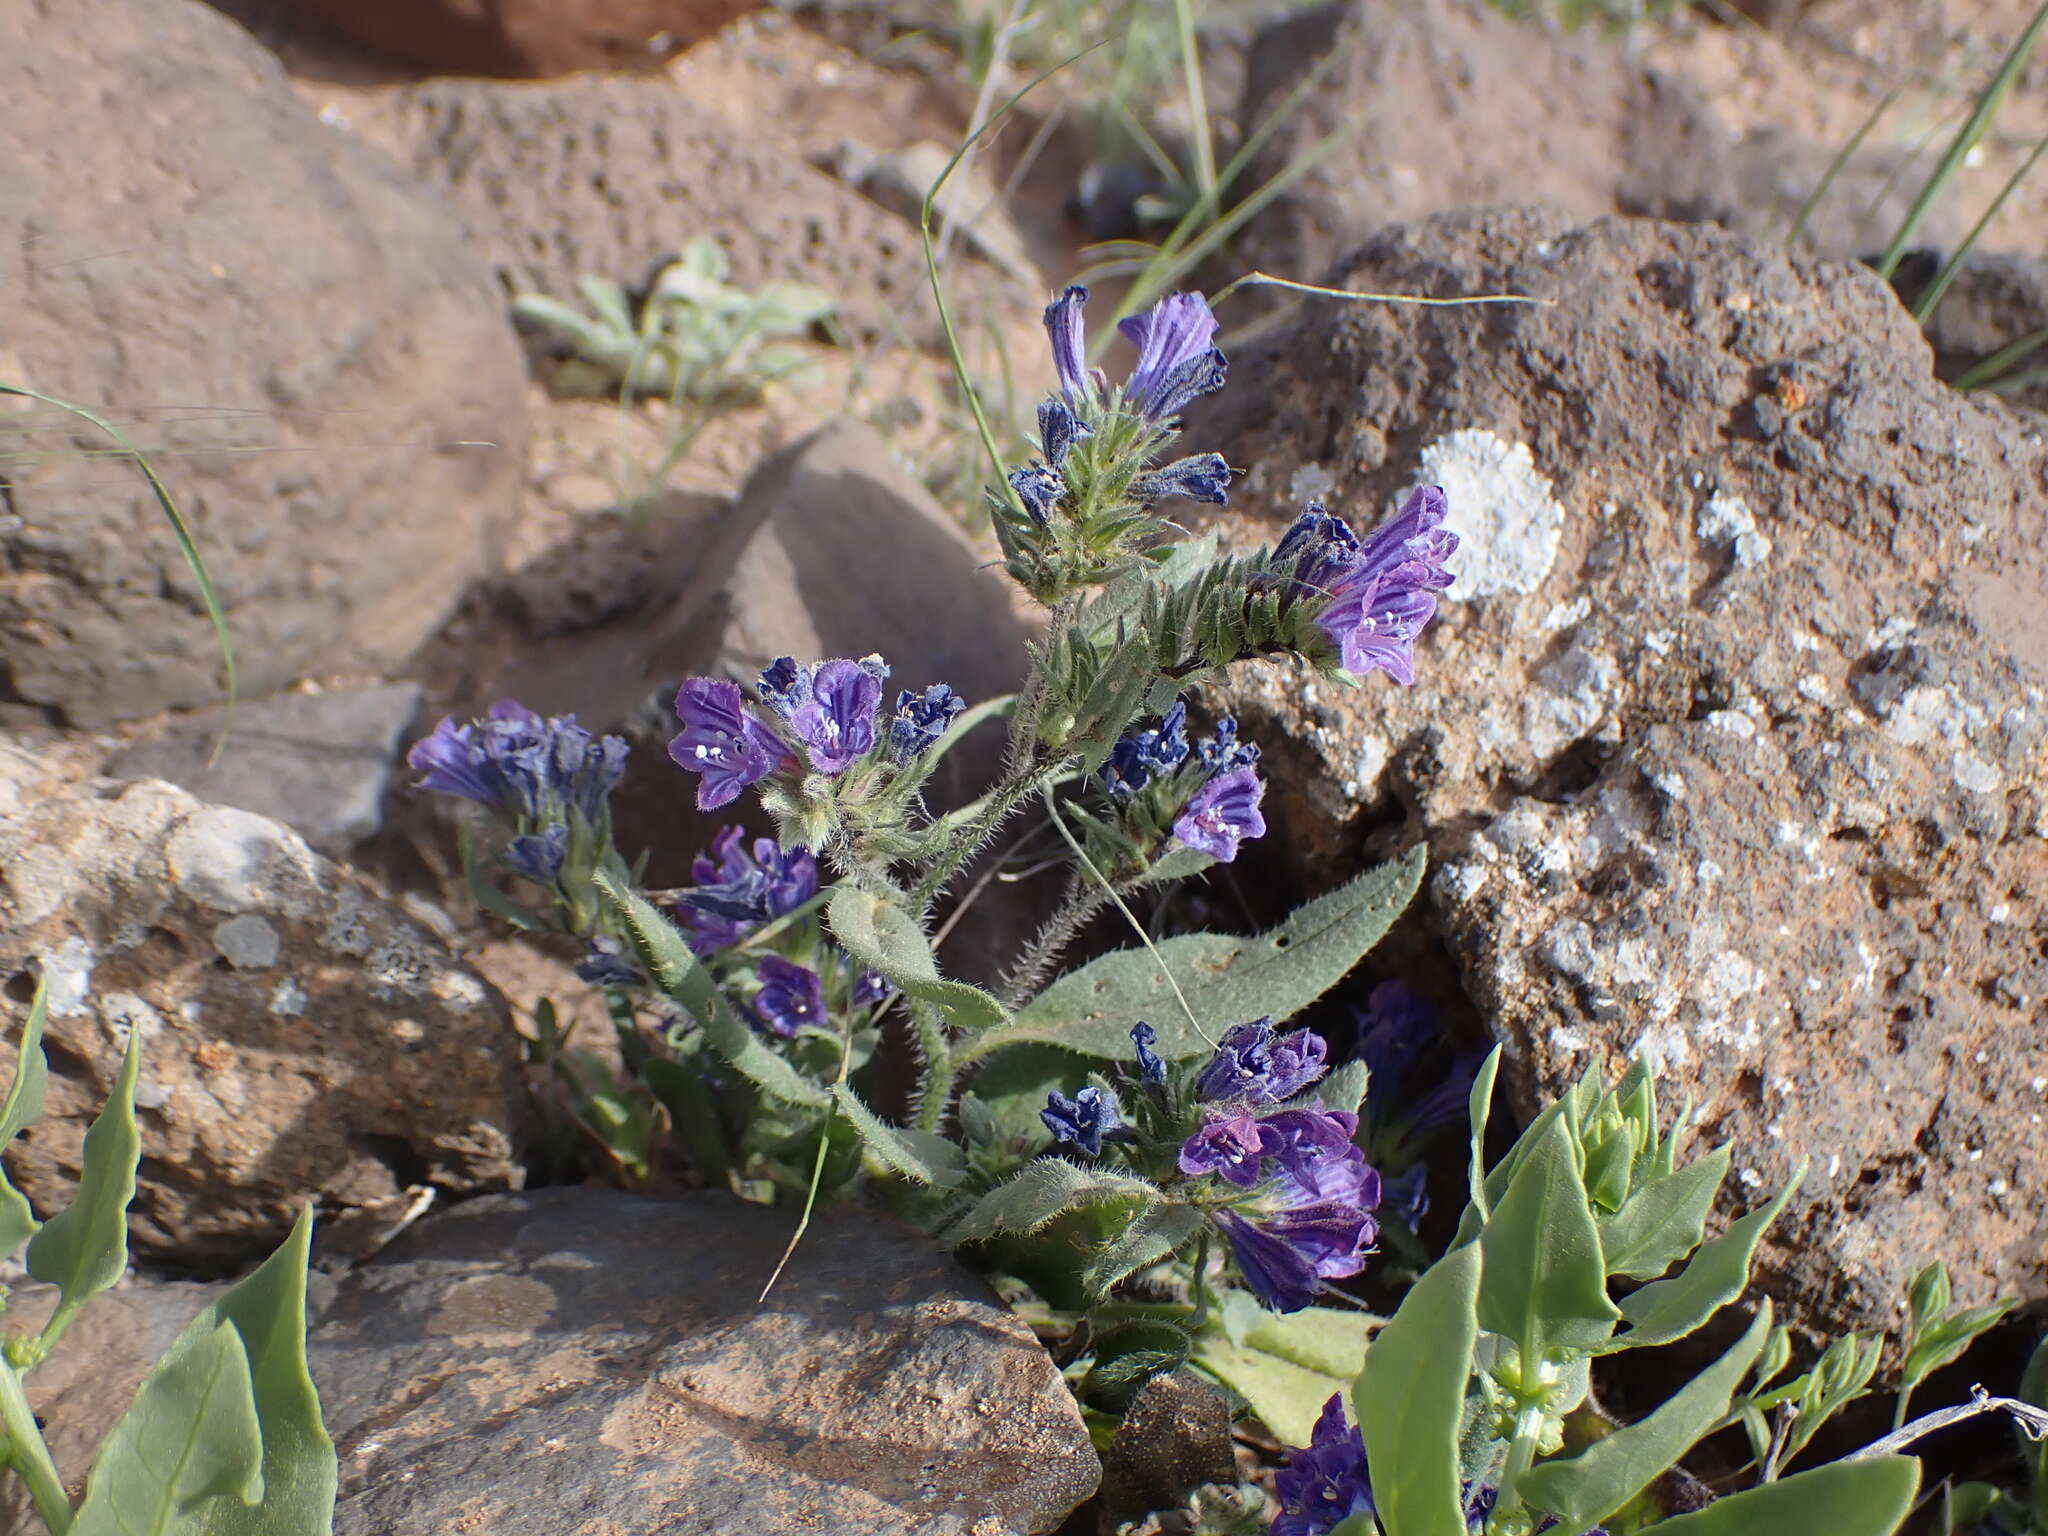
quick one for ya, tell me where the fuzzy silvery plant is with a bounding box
[0,977,335,1536]
[409,282,1465,1422]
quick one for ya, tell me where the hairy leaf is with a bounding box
[1083,1201,1203,1296]
[1520,1303,1773,1535]
[827,886,1006,1034]
[27,1028,142,1330]
[0,971,51,1263]
[72,1319,264,1536]
[945,1159,1155,1245]
[594,871,826,1107]
[1648,1456,1919,1536]
[1597,1146,1730,1281]
[831,1085,964,1188]
[1607,1168,1801,1350]
[994,847,1424,1059]
[1478,1113,1622,1362]
[1357,1241,1483,1536]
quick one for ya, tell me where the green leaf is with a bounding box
[1357,1241,1483,1536]
[27,1027,142,1333]
[642,1054,731,1187]
[1082,1201,1203,1296]
[1519,1302,1773,1536]
[827,886,1007,1035]
[0,971,51,1263]
[995,847,1425,1059]
[1649,1456,1919,1536]
[1478,1113,1622,1361]
[1306,1060,1368,1117]
[831,1085,964,1188]
[71,1319,264,1536]
[1597,1146,1730,1281]
[1465,1046,1502,1223]
[189,1207,336,1535]
[594,871,827,1108]
[1193,1306,1375,1448]
[945,1158,1155,1245]
[1607,1168,1801,1350]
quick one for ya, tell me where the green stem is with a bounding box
[998,872,1107,1008]
[1187,1228,1212,1333]
[1489,1401,1550,1534]
[1171,0,1217,201]
[0,1358,71,1534]
[910,1000,955,1133]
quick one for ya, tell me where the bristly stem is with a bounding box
[0,1358,72,1533]
[1000,872,1109,1008]
[910,999,956,1132]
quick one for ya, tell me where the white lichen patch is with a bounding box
[1696,490,1772,569]
[166,806,320,919]
[1953,752,2003,794]
[1287,462,1337,505]
[269,978,308,1018]
[213,914,281,970]
[42,934,95,1017]
[1411,429,1565,600]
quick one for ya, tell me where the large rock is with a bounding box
[0,0,525,727]
[310,1187,1100,1535]
[1192,208,2048,1334]
[0,743,528,1267]
[272,0,760,76]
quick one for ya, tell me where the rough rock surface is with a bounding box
[310,1187,1100,1535]
[107,683,424,852]
[0,0,525,726]
[1192,208,2048,1334]
[348,77,1026,344]
[273,0,760,75]
[0,744,527,1267]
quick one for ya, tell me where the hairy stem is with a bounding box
[1000,874,1108,1008]
[0,1358,72,1534]
[909,999,955,1133]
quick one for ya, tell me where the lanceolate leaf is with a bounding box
[1519,1303,1774,1536]
[1478,1113,1622,1362]
[827,886,1006,1035]
[1083,1201,1203,1297]
[1357,1241,1483,1536]
[1647,1456,1920,1536]
[191,1207,336,1536]
[1597,1146,1731,1281]
[1192,1305,1377,1447]
[944,1159,1156,1245]
[1606,1168,1803,1351]
[71,1319,264,1536]
[831,1085,965,1188]
[0,971,51,1264]
[992,847,1425,1060]
[27,1028,142,1335]
[594,871,827,1108]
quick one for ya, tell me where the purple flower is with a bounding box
[575,934,642,988]
[504,824,568,885]
[1273,1395,1375,1536]
[788,659,881,775]
[674,826,819,955]
[1131,452,1232,506]
[1381,1162,1431,1232]
[1130,1021,1166,1086]
[1216,1202,1377,1313]
[1197,1018,1329,1104]
[853,970,892,1007]
[1262,1108,1379,1208]
[758,656,808,714]
[1044,285,1092,401]
[1042,1085,1123,1156]
[410,701,627,827]
[1273,503,1363,599]
[1194,715,1260,775]
[1008,463,1064,524]
[1355,980,1475,1137]
[1178,1111,1281,1188]
[1117,292,1227,421]
[1037,397,1091,470]
[1355,485,1458,590]
[1312,488,1459,685]
[889,683,965,760]
[1099,703,1192,799]
[752,955,825,1038]
[669,679,787,812]
[1173,767,1266,862]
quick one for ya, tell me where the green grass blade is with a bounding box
[1171,0,1217,200]
[1786,85,1901,247]
[0,384,237,754]
[1951,322,2048,389]
[1914,130,2048,323]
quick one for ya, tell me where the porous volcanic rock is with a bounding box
[0,0,524,727]
[0,743,527,1267]
[273,0,760,76]
[1191,207,2048,1335]
[310,1187,1101,1535]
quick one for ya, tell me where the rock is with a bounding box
[0,1275,235,1530]
[1192,208,2048,1335]
[346,77,1025,345]
[1099,1374,1238,1530]
[1232,0,1743,282]
[106,683,424,852]
[272,0,760,76]
[0,0,524,728]
[827,139,1045,287]
[0,744,528,1268]
[1901,250,2048,413]
[309,1187,1100,1535]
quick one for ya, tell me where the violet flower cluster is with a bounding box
[668,654,965,812]
[1273,488,1459,686]
[1099,703,1268,864]
[673,825,819,955]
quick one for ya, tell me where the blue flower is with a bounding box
[1178,1110,1280,1188]
[1216,1201,1377,1313]
[409,701,627,827]
[853,970,892,1007]
[673,826,819,956]
[1194,715,1260,775]
[889,683,966,760]
[575,934,642,988]
[1355,981,1476,1140]
[1310,487,1459,685]
[1381,1162,1431,1231]
[1117,292,1228,421]
[752,955,824,1038]
[1007,463,1064,524]
[789,658,882,775]
[1043,285,1092,401]
[1173,766,1266,862]
[1196,1018,1328,1104]
[503,824,568,885]
[1130,1021,1166,1086]
[1099,702,1192,799]
[1273,503,1364,601]
[1261,1108,1377,1208]
[669,679,788,812]
[1131,452,1232,506]
[1041,1085,1122,1156]
[1037,397,1091,470]
[1273,1394,1375,1536]
[757,656,808,714]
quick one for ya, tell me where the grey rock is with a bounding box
[1194,209,2048,1335]
[0,0,525,727]
[107,684,423,852]
[310,1187,1101,1536]
[0,744,528,1268]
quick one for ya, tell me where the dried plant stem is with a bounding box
[1849,1386,2048,1462]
